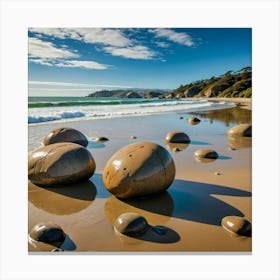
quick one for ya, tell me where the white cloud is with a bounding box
[28,80,131,88]
[149,28,194,47]
[28,37,79,59]
[103,45,155,59]
[155,41,170,48]
[29,28,131,47]
[54,60,110,70]
[29,58,53,66]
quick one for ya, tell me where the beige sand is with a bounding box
[28,106,252,252]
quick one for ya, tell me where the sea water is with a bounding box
[28,96,236,124]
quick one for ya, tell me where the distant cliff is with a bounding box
[87,89,167,98]
[165,67,252,99]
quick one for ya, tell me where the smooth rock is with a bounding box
[102,142,175,199]
[194,149,219,159]
[188,116,201,125]
[129,136,137,139]
[165,130,190,144]
[227,136,252,150]
[221,216,251,236]
[96,136,109,142]
[114,212,149,236]
[226,123,252,137]
[44,127,88,147]
[29,222,66,247]
[28,142,96,186]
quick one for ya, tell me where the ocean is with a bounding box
[28,96,236,124]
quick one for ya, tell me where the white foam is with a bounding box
[28,100,236,124]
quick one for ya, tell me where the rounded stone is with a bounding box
[194,149,219,159]
[29,222,66,247]
[96,136,109,142]
[28,142,96,186]
[165,142,189,153]
[102,142,176,199]
[227,136,252,150]
[221,216,251,236]
[188,116,201,125]
[165,130,190,144]
[226,123,252,137]
[44,127,88,147]
[114,212,149,236]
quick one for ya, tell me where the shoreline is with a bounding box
[181,97,252,110]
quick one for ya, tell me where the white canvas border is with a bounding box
[1,0,280,279]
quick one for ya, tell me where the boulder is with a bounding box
[221,216,251,236]
[28,142,96,186]
[102,142,175,199]
[29,222,66,248]
[44,127,88,147]
[226,124,252,137]
[165,130,190,143]
[194,149,219,159]
[188,116,201,125]
[114,212,149,236]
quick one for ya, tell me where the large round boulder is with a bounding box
[28,142,96,186]
[44,127,88,147]
[226,124,252,137]
[102,142,175,199]
[165,130,190,143]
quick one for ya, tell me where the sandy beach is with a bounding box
[28,100,252,252]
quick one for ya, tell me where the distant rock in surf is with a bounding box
[102,142,175,199]
[188,116,201,125]
[44,127,88,147]
[28,142,95,186]
[165,130,190,143]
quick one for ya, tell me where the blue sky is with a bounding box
[28,28,252,96]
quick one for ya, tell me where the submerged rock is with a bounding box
[29,222,66,247]
[114,212,149,236]
[188,116,201,125]
[102,142,175,199]
[44,127,88,147]
[226,124,252,137]
[194,149,219,159]
[221,216,251,236]
[28,142,96,186]
[165,130,190,144]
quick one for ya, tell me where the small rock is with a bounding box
[214,172,221,175]
[188,116,201,125]
[221,216,251,236]
[96,136,109,142]
[129,136,137,139]
[194,149,219,159]
[29,222,66,247]
[44,127,88,147]
[114,212,149,236]
[165,130,190,144]
[226,124,252,137]
[102,142,175,199]
[179,116,184,119]
[28,142,96,186]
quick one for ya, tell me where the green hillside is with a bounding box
[165,67,252,99]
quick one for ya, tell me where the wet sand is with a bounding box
[28,106,252,252]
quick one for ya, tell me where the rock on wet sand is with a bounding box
[28,142,96,186]
[165,130,190,143]
[221,216,251,236]
[44,127,88,147]
[102,142,175,199]
[226,123,252,137]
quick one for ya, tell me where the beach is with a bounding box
[28,99,252,252]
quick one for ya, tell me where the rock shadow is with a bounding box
[90,174,112,198]
[123,179,251,226]
[87,140,106,149]
[190,141,211,146]
[218,155,232,160]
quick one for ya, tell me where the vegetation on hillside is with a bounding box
[165,67,252,99]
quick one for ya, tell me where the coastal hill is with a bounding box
[87,89,169,98]
[165,67,252,99]
[87,67,251,99]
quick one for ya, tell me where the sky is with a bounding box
[28,28,252,96]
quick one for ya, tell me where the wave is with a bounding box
[28,100,236,124]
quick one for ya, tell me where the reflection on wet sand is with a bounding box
[104,191,174,224]
[196,107,251,127]
[28,180,96,215]
[165,142,189,153]
[227,136,252,150]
